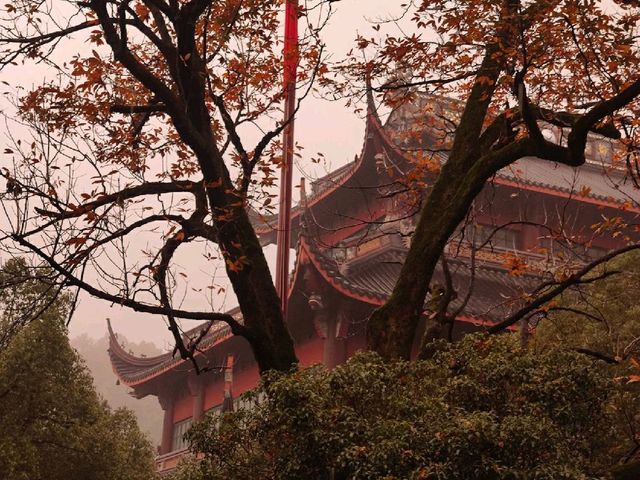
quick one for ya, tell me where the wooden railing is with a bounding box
[155,448,188,475]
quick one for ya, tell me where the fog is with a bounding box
[0,1,410,349]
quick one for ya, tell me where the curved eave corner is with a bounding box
[107,318,241,389]
[365,76,421,167]
[254,85,389,241]
[107,319,173,387]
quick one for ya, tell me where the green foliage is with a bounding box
[0,257,70,349]
[0,260,157,480]
[533,251,640,472]
[177,334,619,480]
[535,251,640,360]
[71,333,163,445]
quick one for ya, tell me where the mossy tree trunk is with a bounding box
[93,0,298,373]
[366,11,638,359]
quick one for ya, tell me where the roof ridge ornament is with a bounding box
[365,71,383,128]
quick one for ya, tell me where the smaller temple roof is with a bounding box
[249,158,362,237]
[250,87,398,240]
[298,232,540,323]
[107,315,235,388]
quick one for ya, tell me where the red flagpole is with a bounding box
[275,0,299,320]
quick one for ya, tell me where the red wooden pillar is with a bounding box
[221,354,234,412]
[158,394,175,454]
[322,314,336,368]
[188,374,205,422]
[322,310,347,369]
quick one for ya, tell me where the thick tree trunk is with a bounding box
[366,38,509,360]
[95,0,304,373]
[367,161,484,359]
[216,206,298,373]
[367,135,533,359]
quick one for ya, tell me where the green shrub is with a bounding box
[176,334,623,480]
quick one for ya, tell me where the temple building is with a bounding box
[108,94,638,474]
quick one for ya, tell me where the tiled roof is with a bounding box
[109,95,634,387]
[250,105,386,236]
[252,99,638,240]
[496,157,637,206]
[301,235,539,322]
[108,315,235,387]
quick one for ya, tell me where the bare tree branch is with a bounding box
[11,234,247,334]
[488,244,640,334]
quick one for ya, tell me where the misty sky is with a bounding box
[0,1,411,349]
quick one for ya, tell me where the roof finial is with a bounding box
[365,70,385,130]
[300,177,307,207]
[365,69,377,117]
[106,318,118,343]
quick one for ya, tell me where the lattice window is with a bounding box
[469,224,519,251]
[171,417,193,452]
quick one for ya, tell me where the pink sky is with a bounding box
[0,1,411,348]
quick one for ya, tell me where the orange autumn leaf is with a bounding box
[502,254,528,277]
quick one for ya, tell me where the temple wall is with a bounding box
[346,334,367,359]
[203,374,225,410]
[173,391,192,423]
[295,336,324,367]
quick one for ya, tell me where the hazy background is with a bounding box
[21,0,407,348]
[0,3,411,438]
